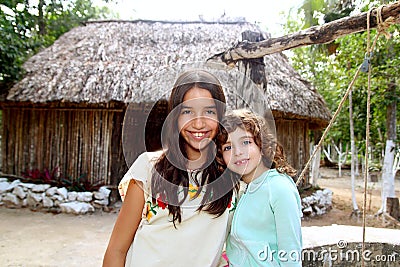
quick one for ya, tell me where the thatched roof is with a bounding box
[6,20,331,125]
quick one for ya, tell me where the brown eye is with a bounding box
[223,145,231,151]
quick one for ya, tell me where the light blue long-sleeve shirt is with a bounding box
[226,169,303,266]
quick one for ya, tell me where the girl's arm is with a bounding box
[103,179,145,267]
[270,177,303,265]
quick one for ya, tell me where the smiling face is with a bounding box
[177,87,219,160]
[221,127,268,183]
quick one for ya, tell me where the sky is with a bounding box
[95,0,304,36]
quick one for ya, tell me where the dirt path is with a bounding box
[0,208,117,267]
[302,167,400,229]
[0,167,399,266]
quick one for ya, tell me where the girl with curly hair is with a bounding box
[217,109,302,266]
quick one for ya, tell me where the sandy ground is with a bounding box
[0,209,117,267]
[0,167,399,266]
[302,167,400,229]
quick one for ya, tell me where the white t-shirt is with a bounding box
[118,151,236,267]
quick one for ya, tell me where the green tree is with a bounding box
[286,0,399,157]
[0,0,112,83]
[285,0,399,214]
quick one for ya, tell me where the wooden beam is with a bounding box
[209,1,400,64]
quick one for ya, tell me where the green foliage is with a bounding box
[0,0,113,82]
[285,0,399,162]
[61,173,104,192]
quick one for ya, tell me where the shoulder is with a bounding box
[118,150,164,200]
[264,170,299,197]
[263,170,301,210]
[136,150,164,165]
[267,170,296,186]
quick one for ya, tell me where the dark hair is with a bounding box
[217,109,297,178]
[151,69,234,225]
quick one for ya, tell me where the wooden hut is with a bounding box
[1,20,331,187]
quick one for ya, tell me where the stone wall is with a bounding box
[302,242,400,266]
[0,178,110,215]
[0,177,333,217]
[302,188,333,217]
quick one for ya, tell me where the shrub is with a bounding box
[21,167,60,186]
[60,173,104,192]
[21,167,104,192]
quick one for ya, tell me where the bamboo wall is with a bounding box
[275,118,310,183]
[1,101,311,186]
[1,102,126,186]
[121,100,168,168]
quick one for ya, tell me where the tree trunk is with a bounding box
[378,80,397,214]
[38,0,46,36]
[208,2,400,64]
[386,197,399,220]
[310,145,321,187]
[349,90,359,212]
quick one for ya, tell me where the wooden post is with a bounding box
[370,173,378,182]
[386,197,400,220]
[209,2,400,63]
[237,30,268,92]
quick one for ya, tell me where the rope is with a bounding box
[376,4,396,40]
[358,4,395,265]
[296,66,361,185]
[360,9,372,267]
[361,52,372,267]
[359,5,395,265]
[296,3,395,185]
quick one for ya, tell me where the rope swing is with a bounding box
[293,5,397,266]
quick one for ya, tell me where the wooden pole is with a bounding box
[209,2,400,64]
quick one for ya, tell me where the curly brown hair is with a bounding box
[217,109,297,178]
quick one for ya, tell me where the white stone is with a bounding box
[27,191,43,204]
[0,181,10,193]
[99,186,111,197]
[46,187,58,196]
[301,189,333,217]
[314,205,324,215]
[323,188,333,195]
[57,187,68,199]
[302,206,313,216]
[32,184,51,192]
[59,201,94,214]
[3,180,20,192]
[43,196,54,208]
[19,182,35,190]
[3,193,20,206]
[94,199,109,206]
[12,186,27,199]
[51,194,65,202]
[77,192,93,202]
[68,191,78,201]
[9,179,21,186]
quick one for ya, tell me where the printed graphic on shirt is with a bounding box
[143,192,168,222]
[228,196,237,213]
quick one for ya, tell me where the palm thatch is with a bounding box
[6,20,330,125]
